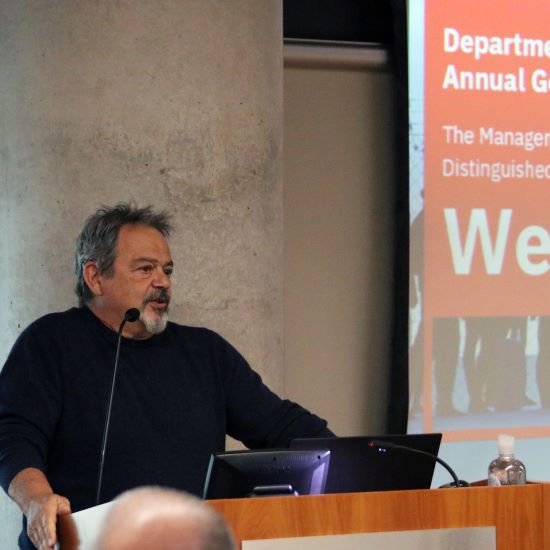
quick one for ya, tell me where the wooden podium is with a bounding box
[59,483,550,549]
[208,483,549,550]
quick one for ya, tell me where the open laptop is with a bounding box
[291,433,442,493]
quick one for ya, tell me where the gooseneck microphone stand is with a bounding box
[368,439,470,488]
[95,308,140,505]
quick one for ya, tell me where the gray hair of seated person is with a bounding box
[74,202,172,307]
[97,486,236,550]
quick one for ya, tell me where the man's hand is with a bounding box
[8,467,71,549]
[26,493,71,549]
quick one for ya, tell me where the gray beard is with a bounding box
[141,311,168,334]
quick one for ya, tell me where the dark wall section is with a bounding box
[283,0,393,45]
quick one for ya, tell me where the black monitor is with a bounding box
[291,434,442,493]
[202,448,331,500]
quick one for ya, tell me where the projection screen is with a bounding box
[407,0,550,485]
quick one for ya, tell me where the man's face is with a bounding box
[95,223,173,338]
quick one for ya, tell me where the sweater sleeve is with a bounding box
[214,333,334,448]
[0,321,63,493]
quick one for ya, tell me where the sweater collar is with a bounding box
[79,306,168,348]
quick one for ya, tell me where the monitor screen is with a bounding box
[202,448,331,500]
[291,434,442,493]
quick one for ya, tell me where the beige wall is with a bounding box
[284,64,395,436]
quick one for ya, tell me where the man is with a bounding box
[0,203,333,550]
[97,486,235,550]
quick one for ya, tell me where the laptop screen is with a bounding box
[290,433,442,493]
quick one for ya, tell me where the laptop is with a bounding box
[290,433,442,493]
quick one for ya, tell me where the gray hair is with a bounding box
[74,203,172,306]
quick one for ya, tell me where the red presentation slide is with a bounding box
[422,0,550,440]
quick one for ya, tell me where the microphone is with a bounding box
[368,439,470,488]
[124,307,140,323]
[96,308,141,505]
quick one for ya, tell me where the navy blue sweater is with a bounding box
[0,307,331,547]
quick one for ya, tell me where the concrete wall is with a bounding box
[284,65,395,436]
[0,1,282,547]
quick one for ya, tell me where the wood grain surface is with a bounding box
[209,484,545,550]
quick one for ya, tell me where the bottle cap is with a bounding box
[497,434,515,456]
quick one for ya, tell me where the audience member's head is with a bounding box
[97,486,236,550]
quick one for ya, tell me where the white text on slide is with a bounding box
[444,208,550,275]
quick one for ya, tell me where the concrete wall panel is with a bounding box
[0,2,282,546]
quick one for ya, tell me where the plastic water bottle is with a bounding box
[488,434,526,486]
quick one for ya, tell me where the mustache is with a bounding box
[143,289,171,306]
